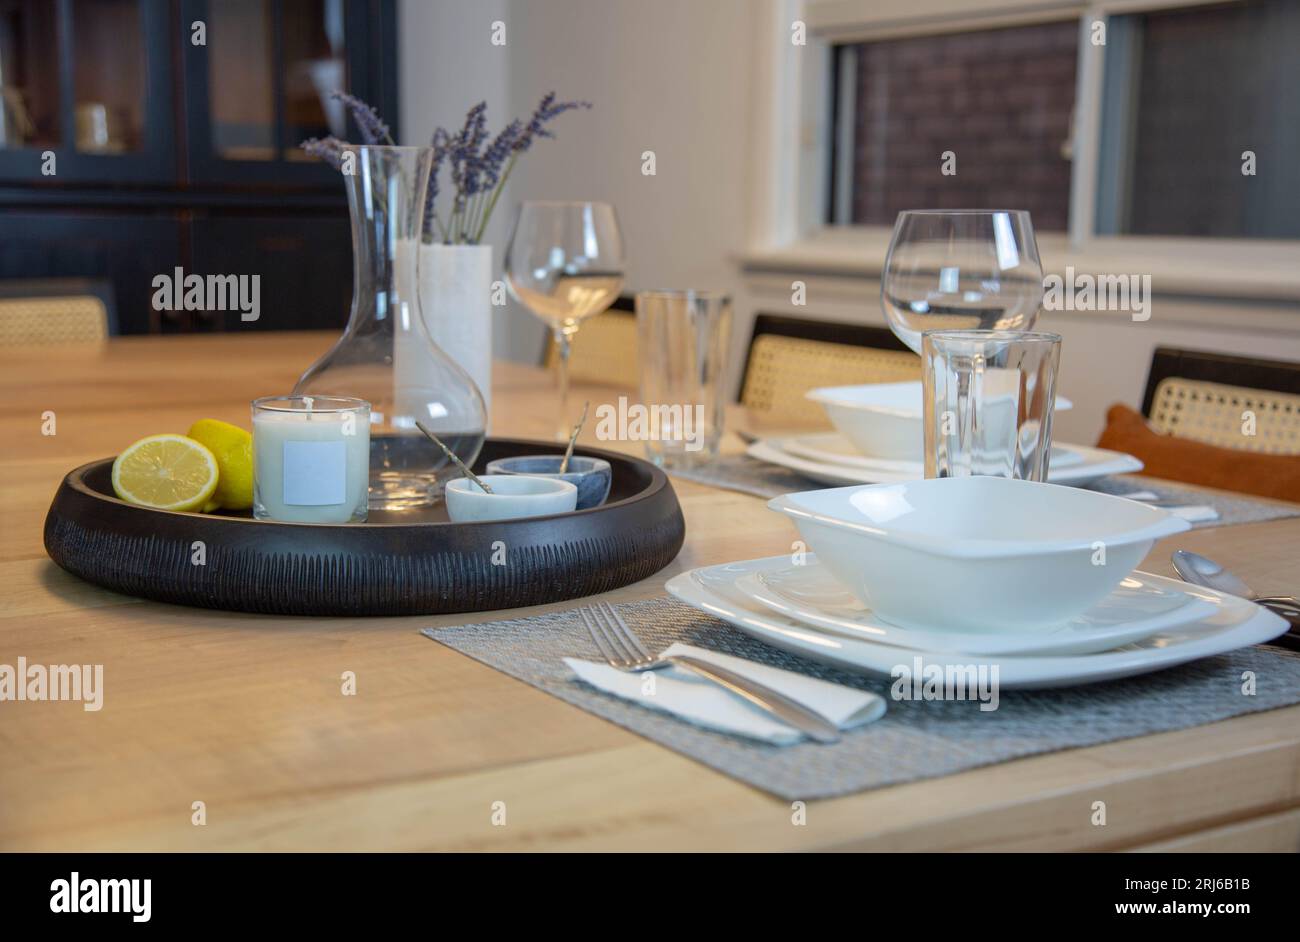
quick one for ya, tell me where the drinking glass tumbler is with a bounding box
[923,330,1061,481]
[635,291,732,469]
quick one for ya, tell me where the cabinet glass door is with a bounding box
[0,1,62,151]
[207,0,277,161]
[0,0,173,183]
[71,0,146,154]
[283,0,349,154]
[187,0,378,184]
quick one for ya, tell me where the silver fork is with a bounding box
[578,601,841,743]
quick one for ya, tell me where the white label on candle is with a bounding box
[282,440,347,505]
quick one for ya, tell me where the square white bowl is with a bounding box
[806,381,1072,460]
[767,477,1189,633]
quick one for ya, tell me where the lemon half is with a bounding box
[112,434,219,512]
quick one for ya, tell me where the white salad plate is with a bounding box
[748,436,1143,488]
[781,431,1086,473]
[664,556,1288,689]
[732,555,1218,656]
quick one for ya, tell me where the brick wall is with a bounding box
[849,20,1078,232]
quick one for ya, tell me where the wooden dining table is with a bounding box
[2,330,1299,852]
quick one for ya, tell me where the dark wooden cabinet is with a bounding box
[0,0,396,333]
[190,211,352,332]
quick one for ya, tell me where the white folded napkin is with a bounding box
[1168,505,1219,523]
[565,642,886,744]
[1118,491,1218,523]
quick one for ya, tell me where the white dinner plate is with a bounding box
[733,555,1218,656]
[665,555,1287,688]
[782,431,1086,473]
[747,437,1143,488]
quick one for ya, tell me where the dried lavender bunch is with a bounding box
[460,93,591,244]
[302,91,591,245]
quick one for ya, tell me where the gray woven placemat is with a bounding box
[423,596,1300,800]
[670,454,1299,529]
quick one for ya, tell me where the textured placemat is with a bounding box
[670,454,1299,530]
[422,596,1300,800]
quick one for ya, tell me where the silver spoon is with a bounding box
[415,421,492,494]
[1171,551,1300,649]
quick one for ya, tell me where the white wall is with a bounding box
[398,0,516,359]
[398,0,756,364]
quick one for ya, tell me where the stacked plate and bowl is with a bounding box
[670,381,1289,688]
[668,476,1289,687]
[746,381,1143,487]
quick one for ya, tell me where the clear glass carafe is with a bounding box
[294,145,486,510]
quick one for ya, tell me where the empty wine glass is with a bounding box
[881,210,1043,353]
[505,201,626,438]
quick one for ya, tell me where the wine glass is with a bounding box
[505,201,626,438]
[881,210,1043,353]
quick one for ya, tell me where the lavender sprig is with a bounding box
[301,135,346,169]
[448,102,489,240]
[422,128,452,242]
[513,92,592,153]
[480,119,522,189]
[453,102,489,199]
[331,91,393,145]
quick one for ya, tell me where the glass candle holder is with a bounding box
[923,330,1061,482]
[252,396,371,523]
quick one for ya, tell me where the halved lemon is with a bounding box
[112,434,220,512]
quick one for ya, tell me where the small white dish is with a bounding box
[768,477,1190,633]
[445,474,577,522]
[806,381,1072,460]
[781,431,1086,473]
[733,556,1217,656]
[665,556,1287,689]
[747,436,1142,488]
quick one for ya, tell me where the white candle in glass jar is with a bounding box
[252,396,370,523]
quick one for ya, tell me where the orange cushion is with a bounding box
[1096,403,1300,503]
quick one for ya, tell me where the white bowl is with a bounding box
[767,477,1189,633]
[445,475,577,522]
[806,381,1073,460]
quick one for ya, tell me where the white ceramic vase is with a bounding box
[419,243,493,416]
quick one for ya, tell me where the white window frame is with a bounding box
[744,0,1300,300]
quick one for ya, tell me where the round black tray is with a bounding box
[44,438,685,616]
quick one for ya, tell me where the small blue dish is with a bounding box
[484,455,612,510]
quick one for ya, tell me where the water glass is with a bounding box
[635,291,732,469]
[923,330,1061,481]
